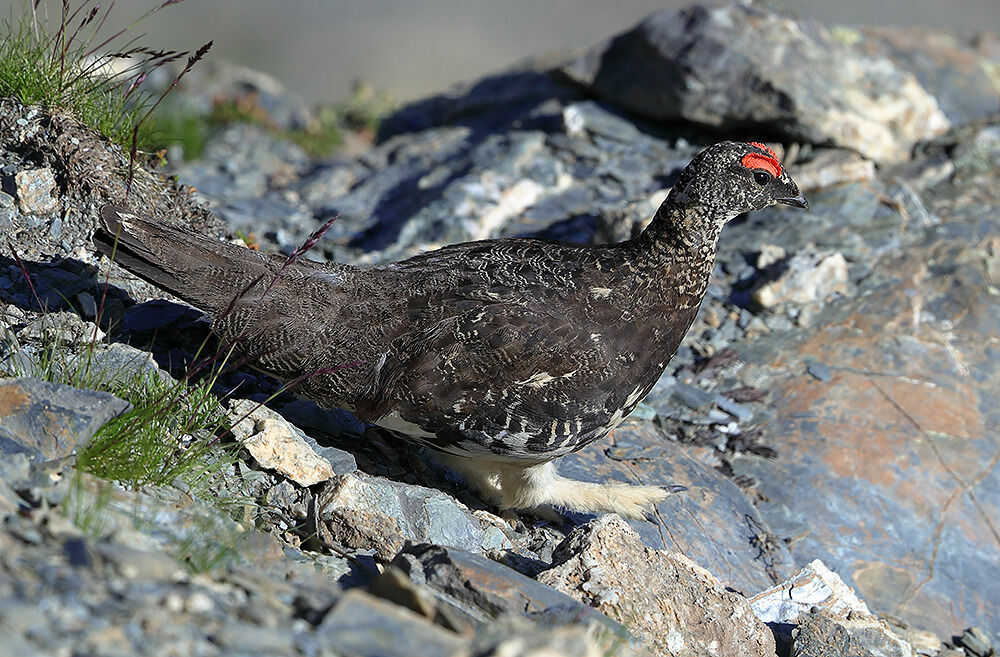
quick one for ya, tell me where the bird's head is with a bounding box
[668,141,808,221]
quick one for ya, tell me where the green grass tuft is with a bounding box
[1,308,236,495]
[0,15,144,147]
[0,0,210,154]
[145,79,396,161]
[75,367,234,492]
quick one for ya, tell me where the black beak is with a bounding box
[776,191,809,211]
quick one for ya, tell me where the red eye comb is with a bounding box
[742,142,782,177]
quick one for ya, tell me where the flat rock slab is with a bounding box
[732,232,1000,635]
[562,4,948,162]
[0,377,130,461]
[559,420,793,594]
[538,515,775,657]
[317,589,465,657]
[314,472,486,561]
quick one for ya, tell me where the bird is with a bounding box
[93,141,807,520]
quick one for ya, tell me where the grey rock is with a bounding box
[729,156,1000,636]
[122,299,208,334]
[480,525,511,552]
[74,291,98,319]
[763,313,795,332]
[857,26,1000,126]
[538,515,776,657]
[317,589,466,657]
[951,125,1000,179]
[0,191,16,227]
[0,377,130,461]
[216,193,312,239]
[721,180,908,270]
[377,64,582,140]
[175,123,309,207]
[792,608,914,657]
[0,468,26,514]
[277,398,370,440]
[68,342,175,386]
[213,620,298,654]
[471,618,631,657]
[17,311,104,344]
[806,361,833,382]
[670,381,716,411]
[715,395,753,423]
[894,628,943,656]
[314,472,484,561]
[792,149,877,191]
[13,167,59,215]
[92,541,185,580]
[750,559,871,627]
[293,164,359,206]
[393,543,625,633]
[562,101,642,143]
[297,431,357,476]
[153,60,316,133]
[315,95,685,256]
[27,262,97,311]
[753,250,850,308]
[47,215,61,239]
[559,422,793,593]
[562,4,949,162]
[959,627,995,657]
[265,480,310,519]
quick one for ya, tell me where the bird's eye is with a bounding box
[753,171,773,186]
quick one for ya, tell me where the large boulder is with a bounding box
[730,128,1000,637]
[561,3,949,162]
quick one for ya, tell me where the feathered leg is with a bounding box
[440,453,668,520]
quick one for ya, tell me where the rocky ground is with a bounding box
[1,3,999,656]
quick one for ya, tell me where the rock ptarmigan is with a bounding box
[94,141,807,519]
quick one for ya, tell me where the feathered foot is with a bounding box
[439,454,670,520]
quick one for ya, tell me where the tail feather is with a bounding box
[94,205,272,314]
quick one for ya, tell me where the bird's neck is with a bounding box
[632,199,727,279]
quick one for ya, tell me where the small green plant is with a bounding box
[3,205,360,579]
[2,247,237,494]
[0,0,211,196]
[0,313,237,494]
[75,368,234,491]
[145,106,212,160]
[164,524,243,572]
[62,471,115,538]
[208,97,346,159]
[333,79,395,135]
[0,1,209,150]
[146,79,396,161]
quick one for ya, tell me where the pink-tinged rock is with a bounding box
[538,515,775,657]
[228,399,334,487]
[732,232,1000,636]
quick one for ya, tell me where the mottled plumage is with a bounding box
[94,141,807,518]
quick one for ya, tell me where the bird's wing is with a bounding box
[371,293,634,457]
